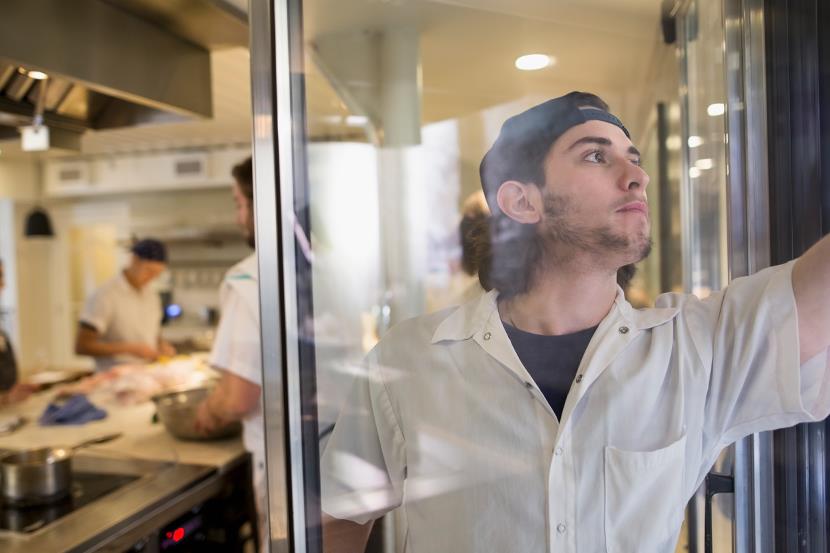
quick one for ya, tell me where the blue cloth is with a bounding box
[39,394,107,425]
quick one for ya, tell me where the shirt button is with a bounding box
[575,374,583,383]
[556,523,567,534]
[483,332,492,340]
[618,326,629,334]
[554,447,564,456]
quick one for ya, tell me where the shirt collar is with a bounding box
[227,253,259,282]
[117,270,142,294]
[431,286,679,344]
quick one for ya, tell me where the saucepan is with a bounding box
[0,432,122,505]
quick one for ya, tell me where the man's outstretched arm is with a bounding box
[793,234,830,363]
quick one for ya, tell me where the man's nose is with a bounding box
[621,164,650,191]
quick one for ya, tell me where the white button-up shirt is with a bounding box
[209,253,263,456]
[209,253,269,551]
[79,272,162,372]
[321,260,830,552]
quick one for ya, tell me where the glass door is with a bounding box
[248,0,771,551]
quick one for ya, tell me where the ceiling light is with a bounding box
[707,103,725,116]
[515,54,555,71]
[695,158,714,170]
[689,167,702,179]
[688,135,703,148]
[345,115,369,126]
[666,136,681,151]
[27,70,48,80]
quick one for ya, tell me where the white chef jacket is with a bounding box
[79,272,163,372]
[320,260,830,553]
[208,253,268,551]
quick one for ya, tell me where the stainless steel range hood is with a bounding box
[0,0,248,149]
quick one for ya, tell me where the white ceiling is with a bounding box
[0,0,671,159]
[305,0,669,140]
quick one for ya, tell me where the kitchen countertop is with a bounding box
[0,384,246,472]
[0,387,251,552]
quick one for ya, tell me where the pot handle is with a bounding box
[71,432,123,451]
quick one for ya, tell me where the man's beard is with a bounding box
[541,192,652,266]
[244,219,256,249]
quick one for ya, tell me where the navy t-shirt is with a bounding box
[503,322,597,419]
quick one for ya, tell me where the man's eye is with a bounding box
[585,151,605,163]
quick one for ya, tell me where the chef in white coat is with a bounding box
[194,157,268,552]
[75,238,175,372]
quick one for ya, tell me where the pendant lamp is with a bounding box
[24,207,54,237]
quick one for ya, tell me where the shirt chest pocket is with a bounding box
[604,434,686,553]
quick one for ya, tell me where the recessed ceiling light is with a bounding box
[666,136,681,151]
[689,167,702,178]
[515,54,555,71]
[27,70,48,80]
[707,103,725,117]
[688,135,703,148]
[345,115,369,126]
[695,158,714,170]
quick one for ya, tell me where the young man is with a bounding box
[193,157,268,552]
[320,92,830,552]
[75,239,175,372]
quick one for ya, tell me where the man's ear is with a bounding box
[496,181,542,224]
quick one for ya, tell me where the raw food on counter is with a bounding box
[55,355,217,405]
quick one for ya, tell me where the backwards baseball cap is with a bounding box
[479,91,630,207]
[131,238,168,263]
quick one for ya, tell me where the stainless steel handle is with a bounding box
[70,432,123,451]
[705,472,734,553]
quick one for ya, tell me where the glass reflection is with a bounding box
[273,1,830,552]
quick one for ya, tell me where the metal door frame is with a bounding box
[249,0,320,552]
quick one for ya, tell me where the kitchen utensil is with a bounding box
[0,415,26,435]
[152,386,241,441]
[0,432,122,504]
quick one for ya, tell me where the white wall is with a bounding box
[0,200,18,348]
[0,159,40,201]
[0,158,41,370]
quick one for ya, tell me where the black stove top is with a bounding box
[0,472,139,534]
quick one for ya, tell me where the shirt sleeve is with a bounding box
[79,288,112,334]
[209,284,262,386]
[687,260,830,462]
[319,350,406,525]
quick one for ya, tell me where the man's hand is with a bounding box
[158,340,177,357]
[193,371,260,435]
[129,343,159,361]
[5,383,37,404]
[194,400,222,435]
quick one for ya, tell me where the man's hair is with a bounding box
[131,238,167,263]
[232,156,254,202]
[459,192,490,276]
[472,92,636,297]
